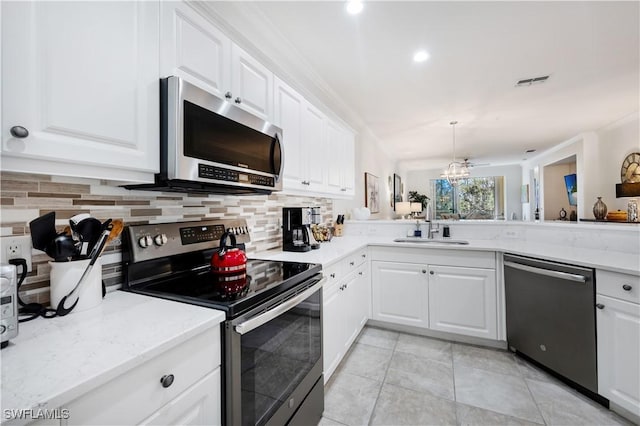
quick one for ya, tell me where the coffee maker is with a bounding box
[282,207,321,252]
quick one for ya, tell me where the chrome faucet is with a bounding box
[425,202,440,239]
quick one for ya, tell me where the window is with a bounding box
[431,176,505,220]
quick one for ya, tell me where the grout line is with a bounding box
[451,343,459,426]
[366,329,399,426]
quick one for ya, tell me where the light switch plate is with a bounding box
[0,235,33,272]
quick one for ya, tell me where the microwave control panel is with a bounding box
[198,164,275,187]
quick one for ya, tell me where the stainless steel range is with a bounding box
[121,219,324,426]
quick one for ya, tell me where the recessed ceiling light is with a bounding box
[413,50,430,63]
[346,1,363,15]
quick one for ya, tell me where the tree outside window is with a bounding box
[432,177,501,219]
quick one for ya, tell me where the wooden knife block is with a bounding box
[334,224,344,237]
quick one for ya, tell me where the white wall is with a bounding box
[333,128,397,220]
[523,112,639,221]
[405,164,523,220]
[596,112,640,211]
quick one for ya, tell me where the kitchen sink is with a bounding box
[393,237,470,245]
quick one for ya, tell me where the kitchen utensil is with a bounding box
[28,212,57,251]
[56,222,114,316]
[45,234,79,262]
[210,232,247,274]
[76,217,102,256]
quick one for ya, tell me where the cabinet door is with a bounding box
[2,1,159,182]
[301,101,326,189]
[342,130,355,194]
[371,261,429,328]
[428,265,497,339]
[139,368,221,426]
[231,45,273,121]
[323,278,345,383]
[160,1,231,98]
[342,271,362,351]
[274,77,305,189]
[325,120,344,193]
[597,294,640,416]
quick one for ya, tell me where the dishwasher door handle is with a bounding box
[504,261,588,283]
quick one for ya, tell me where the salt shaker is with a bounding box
[628,199,638,222]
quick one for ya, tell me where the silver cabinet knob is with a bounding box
[430,270,435,275]
[235,97,242,104]
[10,126,29,138]
[422,269,427,274]
[225,92,232,99]
[596,303,605,310]
[622,284,632,291]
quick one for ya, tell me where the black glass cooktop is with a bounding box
[126,259,321,318]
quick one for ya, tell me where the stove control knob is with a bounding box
[138,236,150,248]
[154,234,168,246]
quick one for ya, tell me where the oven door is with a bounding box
[225,276,324,426]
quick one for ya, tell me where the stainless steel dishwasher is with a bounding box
[504,254,598,394]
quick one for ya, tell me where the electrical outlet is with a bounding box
[0,236,33,272]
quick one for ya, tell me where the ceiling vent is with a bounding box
[515,75,550,87]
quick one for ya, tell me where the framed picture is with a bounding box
[393,173,402,210]
[520,184,529,203]
[364,173,380,213]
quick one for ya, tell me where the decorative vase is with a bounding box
[593,197,608,220]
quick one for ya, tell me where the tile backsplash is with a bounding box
[0,172,333,305]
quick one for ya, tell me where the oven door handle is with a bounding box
[234,278,325,335]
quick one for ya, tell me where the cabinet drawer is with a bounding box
[345,248,368,272]
[324,261,343,287]
[597,270,640,304]
[65,326,220,425]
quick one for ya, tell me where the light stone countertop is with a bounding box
[253,236,640,276]
[0,291,225,424]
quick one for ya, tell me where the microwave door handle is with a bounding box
[273,133,284,180]
[234,278,325,335]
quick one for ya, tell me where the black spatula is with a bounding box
[29,212,57,251]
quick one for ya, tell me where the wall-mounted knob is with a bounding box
[235,97,242,104]
[225,92,232,99]
[622,284,632,291]
[10,126,29,138]
[596,303,605,310]
[160,374,174,388]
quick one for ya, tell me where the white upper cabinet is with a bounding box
[160,1,230,98]
[325,120,356,197]
[274,77,304,188]
[231,45,273,121]
[161,2,272,121]
[302,101,326,189]
[2,1,160,182]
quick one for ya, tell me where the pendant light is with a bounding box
[440,121,470,186]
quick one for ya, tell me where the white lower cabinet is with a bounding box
[139,369,221,426]
[428,265,497,339]
[323,252,369,382]
[370,247,498,341]
[371,261,429,328]
[596,269,640,418]
[63,327,221,425]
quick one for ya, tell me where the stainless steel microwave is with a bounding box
[127,76,283,194]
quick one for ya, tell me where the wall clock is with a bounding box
[621,152,640,183]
